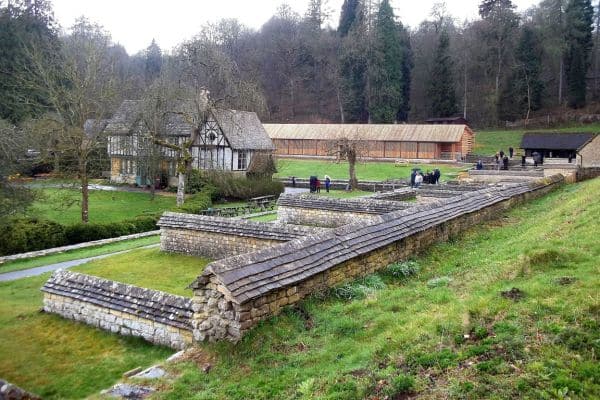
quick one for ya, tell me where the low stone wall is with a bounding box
[278,177,410,192]
[41,270,193,349]
[190,175,564,342]
[277,194,412,227]
[367,187,416,201]
[158,212,323,259]
[468,169,544,183]
[575,167,600,182]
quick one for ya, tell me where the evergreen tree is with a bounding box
[144,39,162,83]
[369,0,404,123]
[338,0,360,38]
[0,0,59,123]
[563,0,594,108]
[397,22,412,122]
[498,26,544,121]
[427,29,458,118]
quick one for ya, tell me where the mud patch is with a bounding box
[501,288,525,301]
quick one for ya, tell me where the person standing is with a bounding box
[410,170,417,188]
[433,168,441,184]
[509,147,514,158]
[316,178,321,193]
[415,172,423,188]
[503,155,509,170]
[476,160,484,170]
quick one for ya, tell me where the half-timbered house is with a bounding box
[104,100,274,185]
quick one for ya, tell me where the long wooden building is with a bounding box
[264,124,475,160]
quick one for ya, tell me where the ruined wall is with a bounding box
[277,194,411,228]
[42,270,193,349]
[158,212,323,258]
[468,169,544,183]
[191,176,564,342]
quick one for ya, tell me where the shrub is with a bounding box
[175,191,213,214]
[0,218,67,256]
[385,260,420,280]
[204,171,284,200]
[331,275,386,301]
[386,374,415,396]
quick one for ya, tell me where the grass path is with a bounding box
[157,178,600,399]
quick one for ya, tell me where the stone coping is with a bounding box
[42,270,193,330]
[469,169,544,176]
[276,194,412,214]
[192,175,563,305]
[158,212,323,241]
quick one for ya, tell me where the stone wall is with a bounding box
[42,270,193,349]
[158,212,323,258]
[277,194,412,227]
[578,134,600,167]
[190,175,564,342]
[468,169,544,183]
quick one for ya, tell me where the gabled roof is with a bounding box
[264,124,471,143]
[521,132,596,150]
[103,100,273,151]
[83,119,108,138]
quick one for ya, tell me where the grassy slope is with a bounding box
[159,178,600,400]
[474,123,600,156]
[0,248,207,399]
[275,159,465,182]
[26,189,176,225]
[0,235,160,274]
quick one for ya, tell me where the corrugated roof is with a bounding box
[264,124,470,143]
[521,132,596,150]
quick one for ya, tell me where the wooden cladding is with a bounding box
[273,139,450,159]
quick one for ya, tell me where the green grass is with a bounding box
[247,212,279,223]
[0,247,207,399]
[275,159,465,182]
[156,178,600,399]
[474,123,600,156]
[26,188,176,225]
[0,235,160,274]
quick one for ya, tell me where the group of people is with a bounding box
[309,175,331,193]
[494,148,513,170]
[410,168,440,188]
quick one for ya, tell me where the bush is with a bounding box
[331,275,386,301]
[204,171,284,200]
[0,218,67,256]
[175,191,213,214]
[386,374,415,396]
[427,276,452,288]
[385,260,420,280]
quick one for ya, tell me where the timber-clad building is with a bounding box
[264,124,474,160]
[104,100,274,185]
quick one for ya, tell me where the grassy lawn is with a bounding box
[0,235,160,274]
[26,188,176,225]
[156,178,600,399]
[0,248,207,398]
[247,212,279,223]
[474,123,600,156]
[275,159,465,182]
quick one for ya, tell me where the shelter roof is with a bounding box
[521,132,596,151]
[263,123,471,143]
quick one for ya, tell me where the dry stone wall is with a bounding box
[277,194,412,227]
[190,175,564,342]
[158,212,324,258]
[42,270,193,349]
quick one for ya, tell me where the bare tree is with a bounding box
[20,18,119,222]
[326,132,367,190]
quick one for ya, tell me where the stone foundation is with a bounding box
[190,176,564,342]
[158,212,323,258]
[42,271,193,349]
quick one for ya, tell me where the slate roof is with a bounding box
[277,194,413,213]
[158,212,324,241]
[191,175,564,305]
[42,270,193,330]
[264,124,471,143]
[104,100,273,151]
[521,132,596,151]
[83,119,108,138]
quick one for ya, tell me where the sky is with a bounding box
[51,0,539,55]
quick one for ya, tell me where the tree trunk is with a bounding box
[348,151,358,190]
[558,59,564,105]
[337,87,345,123]
[80,162,89,223]
[176,172,185,206]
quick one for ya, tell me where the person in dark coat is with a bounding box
[324,175,331,192]
[410,170,416,188]
[509,147,514,158]
[433,168,441,184]
[316,178,321,193]
[476,160,483,170]
[532,151,540,167]
[503,156,509,170]
[521,155,526,167]
[499,150,505,159]
[291,176,296,187]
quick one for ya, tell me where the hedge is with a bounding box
[0,215,159,257]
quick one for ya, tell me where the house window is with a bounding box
[237,151,247,170]
[120,159,134,174]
